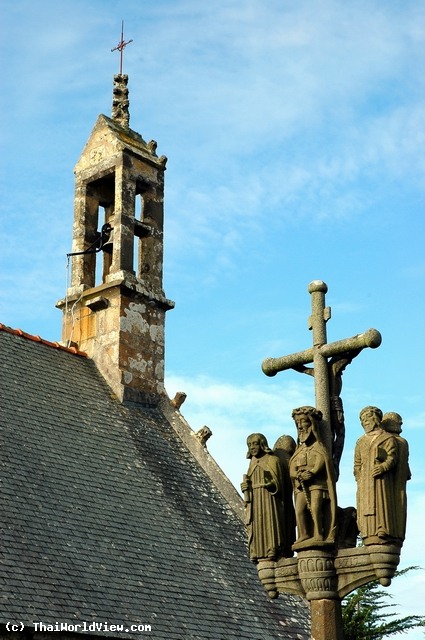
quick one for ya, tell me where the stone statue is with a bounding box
[289,407,337,549]
[292,348,361,481]
[273,435,297,556]
[328,349,361,479]
[255,282,408,635]
[354,406,404,545]
[381,411,411,542]
[241,433,289,562]
[336,506,359,549]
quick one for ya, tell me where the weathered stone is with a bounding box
[112,74,130,128]
[56,82,174,403]
[310,599,344,640]
[262,280,381,458]
[255,281,407,640]
[273,434,297,554]
[256,559,279,599]
[354,406,410,545]
[241,434,293,567]
[289,407,337,550]
[274,541,402,600]
[195,425,212,446]
[171,391,187,409]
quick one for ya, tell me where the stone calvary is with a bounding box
[242,281,410,640]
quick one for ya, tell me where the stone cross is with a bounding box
[111,21,133,75]
[262,280,382,451]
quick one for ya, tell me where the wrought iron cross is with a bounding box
[262,280,381,454]
[111,21,133,75]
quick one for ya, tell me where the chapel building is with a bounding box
[0,72,310,640]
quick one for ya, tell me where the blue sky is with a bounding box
[1,0,424,634]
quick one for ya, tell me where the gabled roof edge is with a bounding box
[0,323,88,358]
[159,396,244,523]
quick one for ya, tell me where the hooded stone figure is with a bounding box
[241,433,289,562]
[289,407,337,549]
[381,411,411,542]
[273,434,297,556]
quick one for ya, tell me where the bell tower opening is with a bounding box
[90,173,116,286]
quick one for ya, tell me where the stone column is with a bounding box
[297,549,343,640]
[310,599,344,640]
[109,164,136,278]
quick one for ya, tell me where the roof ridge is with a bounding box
[0,323,88,357]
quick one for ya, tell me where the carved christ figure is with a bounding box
[293,348,360,479]
[289,407,337,548]
[241,434,289,562]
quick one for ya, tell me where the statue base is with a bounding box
[292,538,335,552]
[256,559,279,599]
[255,543,402,600]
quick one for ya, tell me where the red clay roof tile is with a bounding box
[0,323,87,357]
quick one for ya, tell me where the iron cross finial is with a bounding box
[111,20,133,75]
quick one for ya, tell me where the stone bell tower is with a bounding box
[57,74,174,404]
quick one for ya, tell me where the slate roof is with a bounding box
[0,327,310,639]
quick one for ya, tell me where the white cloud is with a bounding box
[165,372,308,488]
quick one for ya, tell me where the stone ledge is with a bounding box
[268,543,402,600]
[57,276,175,312]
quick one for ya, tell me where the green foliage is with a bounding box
[342,567,425,640]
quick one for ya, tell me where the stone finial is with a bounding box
[195,426,212,446]
[112,74,130,128]
[171,392,187,410]
[147,140,158,155]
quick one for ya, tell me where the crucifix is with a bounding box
[251,281,404,640]
[111,20,133,75]
[262,280,381,466]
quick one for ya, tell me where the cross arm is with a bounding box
[262,328,381,377]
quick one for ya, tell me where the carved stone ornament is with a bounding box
[195,425,212,446]
[354,406,410,546]
[244,280,409,640]
[289,407,337,550]
[241,433,298,597]
[243,412,407,603]
[112,74,130,129]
